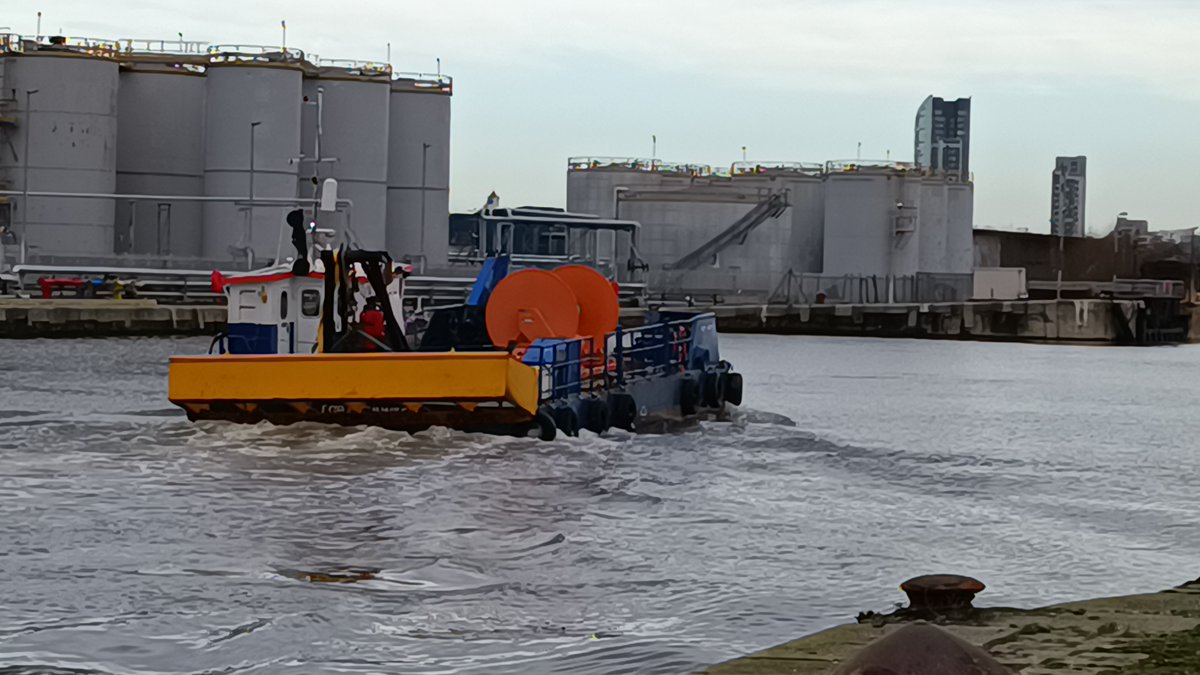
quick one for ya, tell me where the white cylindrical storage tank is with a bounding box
[0,45,118,261]
[565,161,669,282]
[622,186,788,298]
[615,196,716,274]
[730,168,826,279]
[917,179,949,274]
[726,163,826,277]
[724,173,801,294]
[891,174,923,278]
[300,66,390,250]
[202,52,303,262]
[115,62,206,258]
[821,172,894,277]
[565,159,664,218]
[946,183,975,274]
[386,76,452,269]
[617,196,709,291]
[784,174,825,275]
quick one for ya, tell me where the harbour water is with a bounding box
[1,336,1198,674]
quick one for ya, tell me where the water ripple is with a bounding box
[1,336,1198,673]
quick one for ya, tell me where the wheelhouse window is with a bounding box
[301,289,321,317]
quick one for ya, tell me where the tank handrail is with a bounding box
[825,159,918,173]
[120,38,211,55]
[391,70,450,83]
[1,34,123,55]
[390,72,453,94]
[0,35,442,81]
[42,35,123,50]
[207,44,313,63]
[390,73,452,94]
[318,58,393,75]
[0,33,23,53]
[567,156,713,175]
[730,160,824,175]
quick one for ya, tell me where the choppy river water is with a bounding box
[1,335,1198,674]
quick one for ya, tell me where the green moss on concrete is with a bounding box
[703,587,1200,674]
[1098,624,1200,675]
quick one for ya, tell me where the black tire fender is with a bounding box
[583,398,611,434]
[534,409,557,441]
[723,372,744,407]
[608,393,638,431]
[702,371,725,409]
[553,406,580,437]
[680,374,700,416]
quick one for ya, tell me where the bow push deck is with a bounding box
[168,241,742,440]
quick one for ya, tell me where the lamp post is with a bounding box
[20,89,38,263]
[248,120,261,252]
[420,142,430,270]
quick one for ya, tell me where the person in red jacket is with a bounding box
[359,298,387,350]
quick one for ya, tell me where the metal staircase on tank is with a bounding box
[663,191,789,283]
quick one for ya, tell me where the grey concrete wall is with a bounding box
[687,298,1122,344]
[0,299,224,337]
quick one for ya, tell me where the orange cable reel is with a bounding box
[485,269,581,350]
[553,265,620,376]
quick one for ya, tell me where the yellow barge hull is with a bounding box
[168,351,542,432]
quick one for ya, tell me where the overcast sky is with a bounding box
[10,0,1199,233]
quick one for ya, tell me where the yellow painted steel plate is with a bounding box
[169,351,540,414]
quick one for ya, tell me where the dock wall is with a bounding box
[0,300,224,338]
[0,298,1194,344]
[625,299,1139,344]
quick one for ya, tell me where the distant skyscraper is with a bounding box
[914,96,971,181]
[1114,213,1149,236]
[1050,156,1087,237]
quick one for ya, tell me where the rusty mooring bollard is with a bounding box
[900,574,986,611]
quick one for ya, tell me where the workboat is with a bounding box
[167,215,742,440]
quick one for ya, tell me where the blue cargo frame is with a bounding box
[520,312,731,434]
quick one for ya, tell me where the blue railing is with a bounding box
[521,313,714,402]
